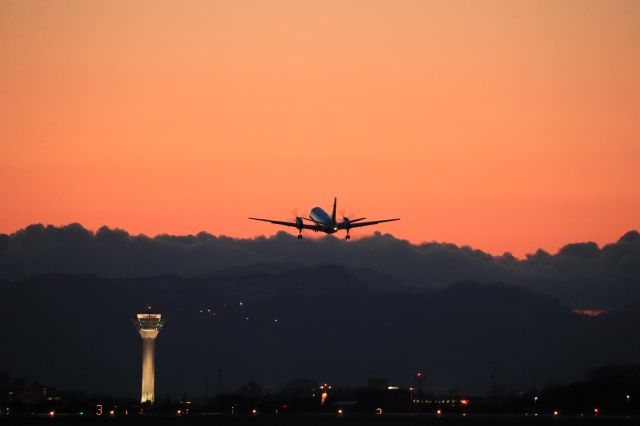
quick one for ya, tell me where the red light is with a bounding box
[460,399,469,406]
[594,408,599,415]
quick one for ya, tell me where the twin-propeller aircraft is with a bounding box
[249,198,399,239]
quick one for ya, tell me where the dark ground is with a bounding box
[1,414,638,426]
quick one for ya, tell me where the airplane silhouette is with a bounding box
[250,198,399,239]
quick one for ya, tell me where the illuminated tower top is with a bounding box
[135,308,165,339]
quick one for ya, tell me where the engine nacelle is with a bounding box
[295,217,303,229]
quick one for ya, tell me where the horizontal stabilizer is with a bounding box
[348,218,400,229]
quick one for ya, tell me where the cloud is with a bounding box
[1,223,639,308]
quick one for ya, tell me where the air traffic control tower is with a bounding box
[134,309,165,404]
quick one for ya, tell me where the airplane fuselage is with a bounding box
[309,207,338,233]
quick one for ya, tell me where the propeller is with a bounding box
[340,208,350,225]
[340,209,366,228]
[291,208,308,230]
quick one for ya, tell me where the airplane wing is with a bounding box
[344,218,400,229]
[249,217,322,231]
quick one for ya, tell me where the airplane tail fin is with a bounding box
[331,197,337,224]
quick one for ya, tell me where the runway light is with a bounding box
[553,410,559,416]
[337,409,344,416]
[436,409,442,416]
[48,411,55,417]
[251,409,257,415]
[176,410,182,415]
[594,408,599,415]
[321,392,328,406]
[460,399,470,406]
[109,410,115,416]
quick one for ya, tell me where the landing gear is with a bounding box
[345,233,351,240]
[297,233,303,239]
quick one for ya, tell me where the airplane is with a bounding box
[249,198,400,240]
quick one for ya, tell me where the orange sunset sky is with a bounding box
[1,0,639,257]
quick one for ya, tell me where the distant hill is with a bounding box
[1,267,639,398]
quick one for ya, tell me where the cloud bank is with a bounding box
[1,223,639,307]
